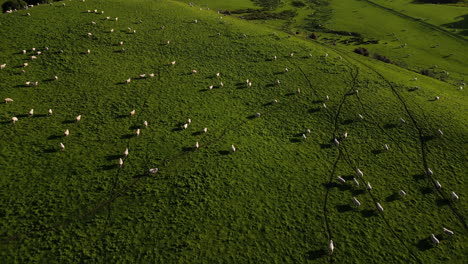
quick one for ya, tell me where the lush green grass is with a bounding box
[0,0,466,263]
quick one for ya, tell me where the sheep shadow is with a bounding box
[415,238,433,251]
[0,121,12,125]
[422,135,435,142]
[106,154,122,161]
[247,115,257,120]
[428,98,438,102]
[32,114,47,118]
[192,131,204,136]
[47,135,63,140]
[218,150,230,155]
[420,187,433,195]
[412,174,425,181]
[284,92,295,96]
[121,134,136,139]
[115,82,127,85]
[130,125,141,130]
[351,189,365,195]
[385,193,400,202]
[408,87,419,92]
[372,149,384,155]
[320,143,332,149]
[274,71,286,75]
[172,127,182,132]
[383,123,398,129]
[101,164,118,171]
[309,108,321,113]
[62,119,75,124]
[305,249,327,260]
[336,204,353,213]
[290,138,302,143]
[361,209,377,218]
[182,147,195,152]
[116,114,129,119]
[43,78,56,82]
[263,102,275,107]
[342,119,354,125]
[132,173,149,179]
[44,148,58,153]
[198,88,209,92]
[17,114,28,118]
[436,198,450,207]
[311,100,324,104]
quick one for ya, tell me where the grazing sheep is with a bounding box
[352,197,361,207]
[248,82,252,87]
[451,191,459,200]
[126,78,131,84]
[170,61,176,65]
[143,121,148,127]
[343,132,348,139]
[187,118,191,124]
[11,117,18,123]
[60,143,65,151]
[124,148,129,157]
[356,169,363,177]
[231,144,236,152]
[276,79,281,85]
[427,168,433,176]
[31,56,37,60]
[384,144,389,151]
[192,70,198,74]
[1,64,6,69]
[29,109,34,116]
[443,228,454,236]
[182,123,188,129]
[302,134,307,140]
[435,180,442,189]
[119,158,123,167]
[135,129,140,136]
[115,17,118,21]
[110,29,114,33]
[273,99,279,104]
[48,109,53,115]
[366,182,372,190]
[4,98,13,103]
[334,138,339,146]
[64,129,70,136]
[22,50,27,54]
[149,73,155,78]
[216,72,220,77]
[194,141,199,149]
[273,55,277,60]
[434,96,440,100]
[87,49,91,54]
[337,176,346,184]
[149,168,159,174]
[325,95,329,100]
[430,234,439,245]
[329,240,334,255]
[106,16,110,20]
[220,82,224,87]
[353,177,359,186]
[139,74,146,78]
[376,202,384,212]
[130,109,136,116]
[322,103,327,109]
[87,32,93,37]
[285,68,289,72]
[306,129,311,134]
[54,76,58,81]
[23,63,28,67]
[194,19,198,23]
[324,53,328,58]
[399,190,407,197]
[437,129,443,136]
[399,118,406,124]
[209,85,213,90]
[76,115,82,122]
[255,112,261,117]
[358,114,364,120]
[290,52,294,57]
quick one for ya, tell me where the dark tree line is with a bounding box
[2,0,59,13]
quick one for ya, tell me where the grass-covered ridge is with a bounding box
[0,0,466,263]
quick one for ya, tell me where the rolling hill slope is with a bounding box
[0,0,466,263]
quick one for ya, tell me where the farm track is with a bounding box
[362,0,467,43]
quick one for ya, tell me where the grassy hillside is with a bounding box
[0,0,466,263]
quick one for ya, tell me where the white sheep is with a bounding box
[427,168,433,176]
[352,197,361,207]
[31,56,37,60]
[143,121,148,127]
[182,123,188,129]
[302,134,307,140]
[358,114,364,120]
[451,191,459,200]
[149,73,155,78]
[437,129,443,136]
[54,76,58,81]
[203,128,208,133]
[353,178,359,186]
[139,74,146,78]
[64,129,70,136]
[4,98,13,103]
[285,68,289,72]
[29,109,34,116]
[442,228,454,236]
[322,103,327,109]
[231,144,236,152]
[87,49,91,54]
[23,63,28,67]
[60,143,65,151]
[434,96,440,100]
[384,144,389,151]
[329,240,334,255]
[400,118,406,124]
[149,168,159,174]
[48,109,53,115]
[216,72,220,77]
[192,70,198,74]
[209,85,213,90]
[356,169,363,177]
[343,132,348,139]
[325,95,329,101]
[273,55,277,60]
[135,129,140,136]
[119,158,123,167]
[220,82,224,87]
[430,234,439,245]
[130,109,136,116]
[110,29,114,33]
[124,148,129,157]
[87,32,93,37]
[1,64,6,69]
[435,180,442,189]
[334,138,339,146]
[170,61,176,65]
[11,117,18,123]
[76,115,82,122]
[22,50,27,54]
[306,129,311,134]
[399,190,407,197]
[376,202,384,212]
[290,52,294,57]
[126,78,131,84]
[366,182,372,190]
[337,176,346,184]
[194,141,199,149]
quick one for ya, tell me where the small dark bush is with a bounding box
[374,53,393,64]
[353,47,369,56]
[309,33,318,39]
[292,1,306,7]
[420,69,435,77]
[2,0,26,12]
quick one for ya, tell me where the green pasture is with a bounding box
[0,0,466,263]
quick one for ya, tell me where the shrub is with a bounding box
[353,47,369,56]
[291,1,306,7]
[420,69,435,77]
[2,0,26,12]
[309,33,318,39]
[374,53,393,64]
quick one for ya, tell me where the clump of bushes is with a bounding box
[353,47,369,56]
[291,1,306,7]
[374,53,393,64]
[309,33,318,39]
[2,0,26,12]
[420,69,435,77]
[242,10,297,20]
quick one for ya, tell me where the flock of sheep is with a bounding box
[0,0,463,258]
